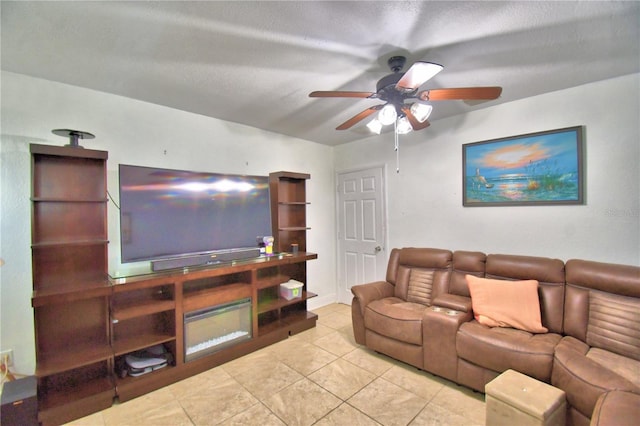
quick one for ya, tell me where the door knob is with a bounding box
[375,246,382,253]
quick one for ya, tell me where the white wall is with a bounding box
[3,71,639,375]
[336,73,640,266]
[0,71,337,375]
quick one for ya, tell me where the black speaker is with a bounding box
[151,248,261,272]
[1,376,38,426]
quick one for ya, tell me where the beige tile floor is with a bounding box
[68,303,485,426]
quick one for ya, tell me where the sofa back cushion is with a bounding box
[451,251,487,297]
[565,259,640,361]
[407,269,435,305]
[485,254,566,334]
[392,248,452,304]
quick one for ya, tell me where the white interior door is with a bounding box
[337,166,387,304]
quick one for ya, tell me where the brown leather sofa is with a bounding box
[351,248,640,426]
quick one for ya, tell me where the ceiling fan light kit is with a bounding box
[366,119,383,134]
[396,116,413,135]
[410,102,433,123]
[378,104,398,126]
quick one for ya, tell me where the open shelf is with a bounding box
[112,299,176,322]
[35,343,113,377]
[258,310,318,336]
[32,282,111,307]
[38,378,114,425]
[112,333,176,357]
[255,273,290,290]
[257,291,317,314]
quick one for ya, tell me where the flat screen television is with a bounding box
[118,164,272,270]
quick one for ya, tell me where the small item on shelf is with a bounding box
[291,243,299,254]
[280,279,304,300]
[257,236,266,254]
[263,236,274,256]
[122,344,173,378]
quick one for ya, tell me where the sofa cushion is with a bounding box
[466,275,548,333]
[587,291,640,361]
[364,298,424,345]
[587,347,640,388]
[457,320,561,382]
[406,269,434,305]
[551,336,640,420]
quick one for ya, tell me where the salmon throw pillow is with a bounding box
[466,275,548,333]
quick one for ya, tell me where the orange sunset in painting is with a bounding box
[480,142,549,170]
[463,127,583,205]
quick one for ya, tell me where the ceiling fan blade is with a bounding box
[395,62,444,92]
[401,106,431,131]
[418,86,502,101]
[309,91,375,98]
[336,105,383,130]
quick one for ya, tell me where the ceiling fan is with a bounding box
[309,55,502,134]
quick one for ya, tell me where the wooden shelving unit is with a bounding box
[30,159,318,423]
[264,171,315,331]
[30,143,114,426]
[270,171,311,253]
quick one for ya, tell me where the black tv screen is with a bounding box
[119,164,272,263]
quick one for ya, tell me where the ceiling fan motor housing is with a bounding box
[387,56,407,73]
[376,56,416,109]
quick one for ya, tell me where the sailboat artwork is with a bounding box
[463,126,584,207]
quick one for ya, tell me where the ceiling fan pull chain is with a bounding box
[394,120,400,173]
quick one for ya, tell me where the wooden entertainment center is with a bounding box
[30,144,317,425]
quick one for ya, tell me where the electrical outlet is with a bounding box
[0,349,13,367]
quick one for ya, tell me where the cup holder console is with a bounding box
[431,306,460,316]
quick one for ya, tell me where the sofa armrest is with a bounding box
[590,391,640,426]
[351,280,395,317]
[423,307,473,382]
[432,293,472,313]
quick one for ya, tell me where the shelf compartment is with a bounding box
[32,242,108,292]
[257,290,317,314]
[35,342,113,377]
[277,203,307,228]
[270,174,309,204]
[34,297,110,375]
[274,229,308,253]
[37,361,114,426]
[255,273,290,290]
[111,284,175,321]
[32,149,107,201]
[32,201,107,244]
[112,311,176,356]
[258,310,318,336]
[112,299,176,322]
[113,333,176,357]
[32,283,111,307]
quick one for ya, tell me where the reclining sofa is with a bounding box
[351,248,640,426]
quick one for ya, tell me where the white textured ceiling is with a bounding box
[2,1,639,146]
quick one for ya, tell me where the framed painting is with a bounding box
[462,126,584,206]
